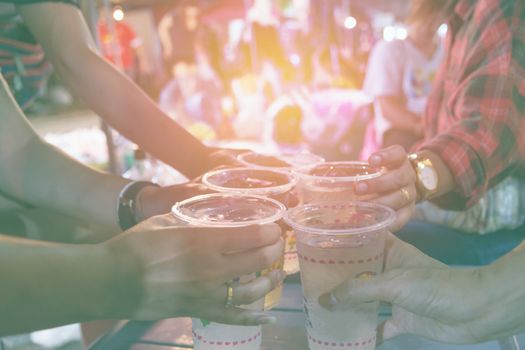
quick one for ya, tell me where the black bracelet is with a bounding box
[117,181,159,231]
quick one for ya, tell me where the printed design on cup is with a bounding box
[297,252,383,265]
[192,330,262,346]
[307,334,376,348]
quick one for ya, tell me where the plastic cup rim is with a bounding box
[283,201,396,236]
[293,161,385,182]
[202,167,298,195]
[236,151,325,170]
[172,193,286,227]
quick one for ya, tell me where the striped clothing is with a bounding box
[0,0,78,109]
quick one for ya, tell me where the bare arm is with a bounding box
[377,96,423,135]
[0,235,121,336]
[0,75,128,231]
[18,3,212,178]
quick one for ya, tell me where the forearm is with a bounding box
[0,136,129,231]
[0,235,120,335]
[55,49,211,178]
[19,3,211,178]
[377,97,421,133]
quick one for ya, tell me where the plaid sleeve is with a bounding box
[421,2,525,210]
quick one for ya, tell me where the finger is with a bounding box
[143,213,180,228]
[199,307,276,326]
[369,145,408,168]
[370,186,417,211]
[228,270,287,305]
[355,163,415,196]
[318,269,418,308]
[223,238,284,279]
[215,223,282,253]
[389,205,415,233]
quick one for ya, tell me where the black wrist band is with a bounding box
[117,181,159,231]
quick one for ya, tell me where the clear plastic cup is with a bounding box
[172,193,285,350]
[236,152,325,276]
[203,167,298,196]
[284,202,395,350]
[294,161,384,204]
[202,167,299,277]
[237,151,325,171]
[202,167,297,308]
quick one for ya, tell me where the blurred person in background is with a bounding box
[97,6,151,83]
[158,0,199,72]
[363,0,444,151]
[159,25,230,140]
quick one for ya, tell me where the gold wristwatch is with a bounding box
[408,152,439,201]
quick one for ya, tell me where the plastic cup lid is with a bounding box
[294,161,384,183]
[202,167,298,195]
[284,201,396,236]
[237,151,324,170]
[172,193,285,227]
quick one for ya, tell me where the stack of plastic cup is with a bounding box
[285,201,395,350]
[172,193,285,350]
[294,161,384,204]
[203,167,297,309]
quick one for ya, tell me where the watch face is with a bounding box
[420,166,438,191]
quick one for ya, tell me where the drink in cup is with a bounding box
[203,167,297,309]
[236,151,325,276]
[172,193,286,350]
[237,151,325,171]
[284,202,395,350]
[294,161,384,204]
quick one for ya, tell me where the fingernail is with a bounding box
[256,315,277,324]
[370,155,382,166]
[355,182,368,194]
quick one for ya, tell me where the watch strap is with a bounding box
[117,181,159,231]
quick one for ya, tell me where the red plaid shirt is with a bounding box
[419,0,525,210]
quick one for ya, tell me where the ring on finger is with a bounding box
[225,284,234,307]
[400,187,411,204]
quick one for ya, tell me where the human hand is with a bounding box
[206,147,247,170]
[135,182,212,222]
[106,215,285,325]
[319,233,506,344]
[355,146,417,231]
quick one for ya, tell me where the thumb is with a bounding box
[318,270,405,309]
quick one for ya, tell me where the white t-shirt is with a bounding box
[363,38,443,144]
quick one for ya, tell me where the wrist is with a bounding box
[99,239,144,320]
[118,181,159,230]
[134,185,162,222]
